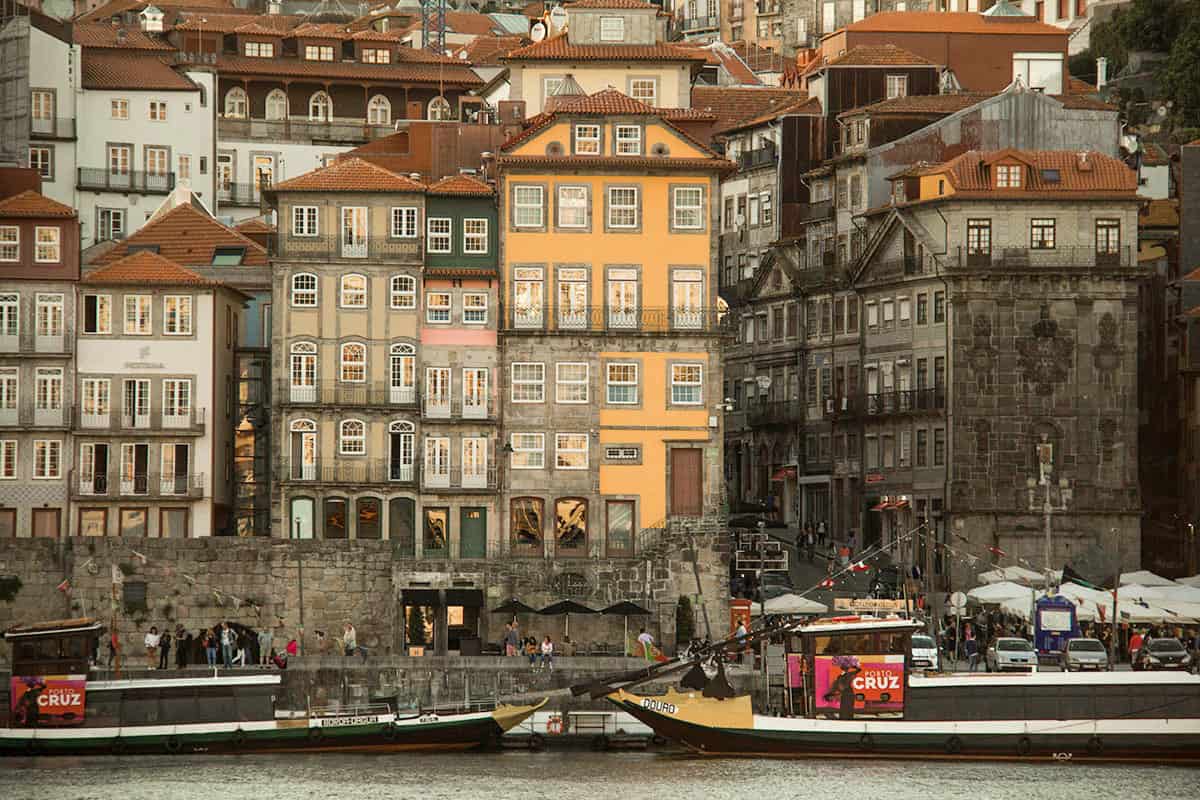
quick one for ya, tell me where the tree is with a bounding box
[406,606,426,648]
[1159,15,1200,126]
[675,595,696,647]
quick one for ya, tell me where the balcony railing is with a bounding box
[279,458,415,484]
[746,399,804,427]
[671,13,719,36]
[0,331,73,355]
[798,199,835,222]
[421,466,498,492]
[421,394,492,421]
[863,388,945,417]
[70,470,205,499]
[278,235,421,262]
[508,306,723,334]
[282,380,420,407]
[738,147,777,171]
[73,407,206,432]
[31,117,75,139]
[0,405,67,427]
[953,245,1135,270]
[77,168,176,194]
[217,182,268,207]
[217,116,399,146]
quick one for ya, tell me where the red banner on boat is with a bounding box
[813,655,904,714]
[10,675,87,727]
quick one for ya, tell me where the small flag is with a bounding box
[850,561,870,573]
[56,578,71,594]
[988,545,1007,558]
[819,578,835,589]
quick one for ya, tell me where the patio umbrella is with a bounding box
[1119,570,1176,587]
[538,600,596,638]
[977,566,1046,585]
[753,593,827,616]
[601,601,652,654]
[491,598,538,615]
[967,581,1035,604]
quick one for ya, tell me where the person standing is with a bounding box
[144,626,160,670]
[964,624,979,672]
[258,627,273,667]
[637,627,655,662]
[1129,628,1145,666]
[176,629,191,669]
[735,620,749,664]
[343,622,359,657]
[203,628,217,666]
[220,622,236,668]
[505,622,520,657]
[158,628,172,670]
[805,527,816,564]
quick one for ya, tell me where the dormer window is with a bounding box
[574,124,600,155]
[245,41,274,57]
[599,16,625,42]
[996,164,1022,188]
[305,45,334,61]
[362,48,390,64]
[885,75,907,99]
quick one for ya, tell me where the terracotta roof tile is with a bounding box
[96,204,268,267]
[234,217,275,234]
[842,10,1067,35]
[452,34,527,65]
[348,27,405,42]
[1067,76,1097,94]
[1139,198,1178,227]
[212,53,479,86]
[827,44,934,67]
[81,51,196,91]
[80,0,242,23]
[498,154,734,172]
[442,11,503,36]
[273,157,427,192]
[426,174,494,196]
[719,94,821,133]
[84,251,227,286]
[675,42,761,85]
[931,149,1138,195]
[1141,143,1170,166]
[73,22,175,50]
[550,88,657,114]
[234,21,288,36]
[291,22,352,39]
[0,190,76,218]
[503,32,706,63]
[172,12,299,33]
[690,86,806,134]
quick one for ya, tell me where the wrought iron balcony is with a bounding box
[670,13,719,36]
[73,406,206,432]
[31,117,75,139]
[746,399,804,427]
[77,168,175,194]
[421,466,498,492]
[281,380,419,408]
[507,305,723,334]
[797,199,835,222]
[70,470,205,499]
[217,182,268,207]
[279,458,415,485]
[421,394,493,421]
[953,245,1135,270]
[738,147,777,171]
[862,388,946,418]
[217,116,398,146]
[0,330,73,355]
[277,234,421,262]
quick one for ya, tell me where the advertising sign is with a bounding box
[10,675,87,727]
[786,654,804,688]
[833,598,912,613]
[813,655,904,713]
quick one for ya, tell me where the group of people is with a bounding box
[500,622,555,670]
[131,620,368,671]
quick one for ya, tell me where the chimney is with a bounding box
[1096,56,1108,90]
[1077,152,1092,172]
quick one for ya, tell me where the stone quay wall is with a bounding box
[0,516,730,666]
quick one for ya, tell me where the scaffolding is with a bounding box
[420,0,446,54]
[0,0,30,168]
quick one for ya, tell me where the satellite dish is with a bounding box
[548,6,567,32]
[530,21,547,41]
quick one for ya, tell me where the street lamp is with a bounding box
[1026,436,1070,590]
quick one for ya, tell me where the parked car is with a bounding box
[986,637,1038,672]
[910,634,940,672]
[1133,637,1192,670]
[1059,637,1111,671]
[869,566,904,600]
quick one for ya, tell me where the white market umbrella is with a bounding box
[1175,575,1200,588]
[978,566,1045,585]
[967,581,1035,604]
[754,593,828,616]
[1120,570,1176,587]
[1129,585,1200,605]
[1058,582,1115,606]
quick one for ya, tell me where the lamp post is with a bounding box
[1027,437,1070,592]
[1188,523,1196,578]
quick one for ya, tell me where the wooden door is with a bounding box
[670,448,703,517]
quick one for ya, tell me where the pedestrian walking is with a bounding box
[964,624,979,672]
[258,627,273,667]
[220,622,236,668]
[817,521,827,548]
[805,527,816,563]
[158,628,172,670]
[144,626,160,670]
[735,620,749,664]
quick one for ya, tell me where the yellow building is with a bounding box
[497,89,732,559]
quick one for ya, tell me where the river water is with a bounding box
[3,752,1199,800]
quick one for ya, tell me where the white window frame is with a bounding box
[670,363,703,405]
[340,342,367,383]
[111,98,129,119]
[672,186,704,230]
[124,295,152,335]
[148,100,167,121]
[390,275,415,309]
[629,78,657,105]
[339,274,367,308]
[425,292,451,324]
[615,125,642,156]
[83,294,112,335]
[291,273,318,307]
[427,217,451,254]
[557,185,588,228]
[33,439,61,479]
[574,124,600,155]
[0,440,15,479]
[390,206,418,238]
[35,292,63,338]
[555,433,589,470]
[0,227,18,262]
[511,362,545,403]
[163,295,193,335]
[513,185,544,228]
[599,15,625,41]
[162,378,192,423]
[463,292,488,324]
[0,368,17,416]
[511,432,545,469]
[0,296,16,339]
[607,186,639,229]
[555,362,589,404]
[339,419,366,455]
[606,362,638,405]
[463,218,488,254]
[885,74,908,99]
[292,206,318,237]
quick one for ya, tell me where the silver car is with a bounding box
[985,637,1038,672]
[1060,637,1111,671]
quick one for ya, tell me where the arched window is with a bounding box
[388,420,414,433]
[367,94,391,125]
[289,343,317,402]
[309,90,333,122]
[289,417,317,432]
[224,87,248,119]
[427,96,452,121]
[340,342,366,382]
[288,418,317,480]
[291,272,318,307]
[265,88,288,121]
[389,342,415,403]
[340,273,367,307]
[390,275,415,309]
[388,420,414,481]
[339,419,366,454]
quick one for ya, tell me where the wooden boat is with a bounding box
[609,616,1200,763]
[2,618,543,756]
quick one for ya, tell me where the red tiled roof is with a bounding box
[719,94,821,133]
[564,0,657,7]
[73,22,175,50]
[452,34,527,66]
[551,88,658,114]
[81,51,196,91]
[932,149,1138,195]
[348,28,405,42]
[690,86,806,134]
[1141,143,1170,166]
[498,154,734,172]
[273,157,427,192]
[1139,198,1178,228]
[503,32,707,63]
[1056,94,1116,111]
[443,11,503,35]
[80,0,243,24]
[172,12,299,33]
[234,21,288,36]
[0,190,76,218]
[234,217,275,234]
[95,204,268,268]
[84,251,227,286]
[826,44,934,67]
[675,42,761,86]
[426,174,494,196]
[291,22,352,39]
[841,10,1068,35]
[212,53,480,86]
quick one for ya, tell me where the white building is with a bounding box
[73,251,245,537]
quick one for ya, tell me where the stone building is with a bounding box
[0,188,78,538]
[720,0,818,56]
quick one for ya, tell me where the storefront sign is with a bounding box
[813,655,904,713]
[834,598,912,613]
[10,675,87,727]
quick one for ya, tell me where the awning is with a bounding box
[771,466,797,481]
[891,500,910,510]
